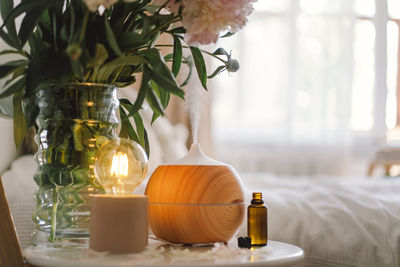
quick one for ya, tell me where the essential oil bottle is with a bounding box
[247,192,268,246]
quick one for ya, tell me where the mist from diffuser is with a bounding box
[95,138,148,195]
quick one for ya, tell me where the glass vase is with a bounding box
[32,83,119,244]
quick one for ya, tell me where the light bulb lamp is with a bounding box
[89,138,149,254]
[95,138,148,195]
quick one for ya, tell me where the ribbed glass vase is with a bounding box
[32,83,119,243]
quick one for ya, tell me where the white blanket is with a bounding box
[239,173,400,267]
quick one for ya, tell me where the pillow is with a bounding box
[0,116,18,173]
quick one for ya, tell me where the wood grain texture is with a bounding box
[0,177,33,267]
[145,165,245,244]
[148,203,245,244]
[146,165,244,204]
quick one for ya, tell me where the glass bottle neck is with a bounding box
[251,192,264,205]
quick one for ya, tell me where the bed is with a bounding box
[1,114,400,267]
[239,173,400,267]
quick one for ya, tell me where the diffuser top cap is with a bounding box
[168,144,225,166]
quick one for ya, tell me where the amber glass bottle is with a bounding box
[247,192,268,246]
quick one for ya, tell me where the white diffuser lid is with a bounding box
[168,144,225,166]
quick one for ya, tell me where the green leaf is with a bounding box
[190,46,207,90]
[22,94,38,128]
[133,112,150,157]
[97,55,147,82]
[164,53,173,61]
[118,69,149,122]
[118,32,147,51]
[207,65,226,79]
[88,43,109,68]
[0,50,27,57]
[68,3,76,43]
[119,98,134,110]
[26,48,70,94]
[3,0,60,46]
[113,71,136,87]
[0,0,19,48]
[119,106,130,139]
[143,48,173,78]
[104,18,123,56]
[12,91,27,149]
[50,8,59,53]
[145,84,164,116]
[19,5,51,46]
[221,31,235,38]
[143,5,159,13]
[151,112,161,125]
[133,113,145,147]
[0,0,14,27]
[4,65,26,88]
[143,129,150,157]
[140,14,151,36]
[132,67,149,113]
[150,80,169,108]
[143,48,184,98]
[28,30,48,55]
[1,0,49,27]
[172,35,182,77]
[0,28,20,48]
[0,60,28,79]
[149,31,160,49]
[0,76,25,99]
[119,105,139,142]
[213,47,229,56]
[150,70,184,98]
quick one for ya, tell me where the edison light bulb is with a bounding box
[95,138,148,195]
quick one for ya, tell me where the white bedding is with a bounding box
[240,173,400,267]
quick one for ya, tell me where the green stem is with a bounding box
[154,44,227,64]
[49,187,59,242]
[79,10,90,44]
[147,16,181,37]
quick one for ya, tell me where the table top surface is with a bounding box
[24,240,304,267]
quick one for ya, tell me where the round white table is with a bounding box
[25,240,304,267]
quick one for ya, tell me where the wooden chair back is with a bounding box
[0,177,33,267]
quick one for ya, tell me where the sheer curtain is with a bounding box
[211,0,388,175]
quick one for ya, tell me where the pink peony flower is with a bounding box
[181,0,255,45]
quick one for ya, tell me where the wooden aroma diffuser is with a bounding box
[145,144,245,244]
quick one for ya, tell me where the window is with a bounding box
[211,0,397,174]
